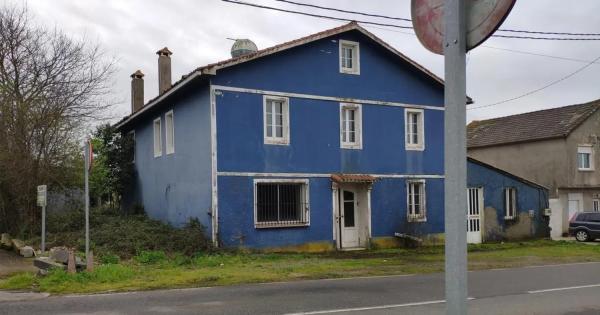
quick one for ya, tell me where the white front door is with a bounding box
[467,187,483,244]
[341,189,359,248]
[568,193,583,221]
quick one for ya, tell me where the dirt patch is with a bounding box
[0,249,36,277]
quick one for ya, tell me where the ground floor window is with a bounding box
[504,187,517,219]
[254,179,309,228]
[593,198,600,212]
[407,180,426,222]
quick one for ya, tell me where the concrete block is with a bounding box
[49,247,70,264]
[11,239,25,253]
[19,246,34,258]
[0,233,11,249]
[33,257,66,271]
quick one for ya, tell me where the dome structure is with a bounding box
[230,39,258,58]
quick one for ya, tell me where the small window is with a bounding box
[339,40,360,74]
[407,180,426,222]
[340,103,362,149]
[593,199,599,212]
[165,110,175,154]
[504,188,517,219]
[405,108,425,151]
[254,180,309,228]
[577,145,593,171]
[263,96,290,145]
[153,118,162,157]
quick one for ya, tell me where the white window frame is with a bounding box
[253,178,310,228]
[405,108,425,151]
[153,117,162,157]
[263,95,290,145]
[577,145,594,171]
[339,103,362,149]
[165,110,175,155]
[504,187,517,220]
[339,40,360,75]
[593,199,600,212]
[407,179,426,222]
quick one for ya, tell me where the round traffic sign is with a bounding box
[411,0,516,55]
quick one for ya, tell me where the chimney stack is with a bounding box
[156,47,173,94]
[130,70,145,113]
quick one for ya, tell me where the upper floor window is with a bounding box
[577,145,593,171]
[593,199,600,212]
[339,40,360,75]
[504,187,517,220]
[263,96,290,145]
[165,110,175,154]
[254,179,309,228]
[153,117,162,157]
[405,108,424,151]
[340,103,362,149]
[407,180,426,222]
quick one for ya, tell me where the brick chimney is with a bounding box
[156,47,173,94]
[130,70,144,113]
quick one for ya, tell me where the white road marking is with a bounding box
[528,283,600,294]
[284,298,475,314]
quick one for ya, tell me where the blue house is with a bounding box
[116,22,547,250]
[466,158,550,243]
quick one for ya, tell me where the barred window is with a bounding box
[255,181,309,228]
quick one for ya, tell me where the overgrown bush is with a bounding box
[32,206,211,258]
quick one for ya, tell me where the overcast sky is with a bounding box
[9,0,600,123]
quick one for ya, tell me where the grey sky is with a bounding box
[11,0,600,122]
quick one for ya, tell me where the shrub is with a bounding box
[134,250,167,264]
[99,252,120,264]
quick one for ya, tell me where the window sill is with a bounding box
[264,139,290,146]
[406,145,425,152]
[578,168,595,172]
[340,69,360,75]
[407,216,427,223]
[255,223,309,229]
[341,143,362,150]
[504,216,516,220]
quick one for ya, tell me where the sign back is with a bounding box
[411,0,516,55]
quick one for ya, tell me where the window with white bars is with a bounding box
[340,103,362,149]
[405,108,424,151]
[153,117,162,157]
[165,110,175,154]
[504,187,517,219]
[263,96,289,145]
[254,180,309,228]
[593,199,600,212]
[339,40,360,74]
[577,145,593,171]
[407,180,426,222]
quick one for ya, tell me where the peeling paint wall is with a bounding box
[468,160,550,241]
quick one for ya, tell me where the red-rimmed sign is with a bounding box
[411,0,516,55]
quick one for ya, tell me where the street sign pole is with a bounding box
[444,0,468,313]
[84,140,90,259]
[37,185,47,253]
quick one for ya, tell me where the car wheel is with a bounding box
[575,230,589,242]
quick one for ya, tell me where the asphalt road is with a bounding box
[2,261,600,315]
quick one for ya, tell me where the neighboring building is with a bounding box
[467,100,600,238]
[466,158,550,243]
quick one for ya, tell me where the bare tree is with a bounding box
[0,5,116,235]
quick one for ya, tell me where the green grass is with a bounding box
[2,240,599,294]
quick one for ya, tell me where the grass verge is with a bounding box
[1,240,599,294]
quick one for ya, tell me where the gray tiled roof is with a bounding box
[467,99,600,148]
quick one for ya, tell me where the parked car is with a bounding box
[569,212,600,242]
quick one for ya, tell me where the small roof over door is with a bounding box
[331,174,377,184]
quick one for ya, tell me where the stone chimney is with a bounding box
[130,70,144,113]
[156,47,173,94]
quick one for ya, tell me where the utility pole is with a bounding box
[84,139,91,259]
[444,0,468,313]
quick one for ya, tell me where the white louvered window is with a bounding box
[340,103,362,149]
[339,40,360,74]
[407,180,426,222]
[153,118,162,157]
[264,96,289,145]
[405,108,424,151]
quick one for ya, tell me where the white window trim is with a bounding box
[263,95,290,145]
[593,199,600,212]
[406,179,427,222]
[339,40,360,75]
[153,117,162,158]
[339,103,363,150]
[577,144,594,171]
[405,108,425,151]
[253,178,310,228]
[504,187,517,220]
[165,110,175,155]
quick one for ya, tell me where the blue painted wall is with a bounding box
[467,159,550,240]
[126,83,213,233]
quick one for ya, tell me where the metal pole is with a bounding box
[84,140,90,259]
[444,0,468,314]
[41,205,46,253]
